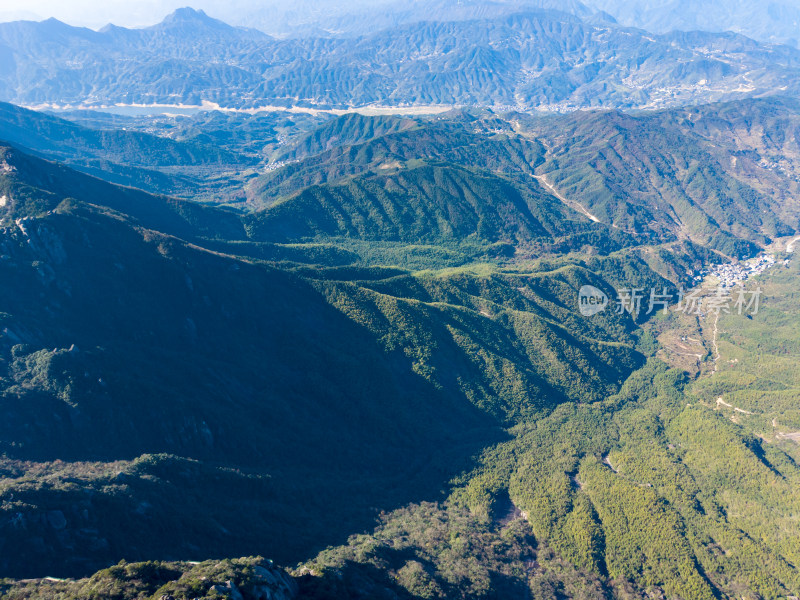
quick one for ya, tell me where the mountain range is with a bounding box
[199,0,800,50]
[1,2,800,597]
[1,8,800,111]
[592,0,800,48]
[0,93,798,598]
[0,129,651,578]
[17,0,799,51]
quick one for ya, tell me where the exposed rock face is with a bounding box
[250,565,299,599]
[212,580,245,600]
[175,559,298,600]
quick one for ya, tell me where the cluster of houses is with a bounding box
[263,160,294,172]
[690,253,778,291]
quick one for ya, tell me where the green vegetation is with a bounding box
[297,343,800,598]
[0,140,666,577]
[1,99,800,598]
[519,100,800,256]
[0,557,296,600]
[250,115,545,207]
[296,502,614,600]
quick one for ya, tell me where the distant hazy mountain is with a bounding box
[0,8,799,112]
[0,0,593,33]
[7,0,799,48]
[219,0,594,38]
[590,0,800,48]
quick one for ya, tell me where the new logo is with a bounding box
[578,285,608,316]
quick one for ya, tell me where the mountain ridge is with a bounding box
[1,9,799,111]
[0,136,665,577]
[0,70,800,598]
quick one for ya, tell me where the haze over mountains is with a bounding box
[243,0,800,48]
[7,0,800,49]
[1,6,800,111]
[592,0,800,48]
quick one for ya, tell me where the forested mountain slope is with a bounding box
[0,140,662,577]
[0,102,268,200]
[0,96,799,599]
[250,101,800,259]
[519,103,800,256]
